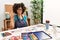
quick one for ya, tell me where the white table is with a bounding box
[0,24,60,40]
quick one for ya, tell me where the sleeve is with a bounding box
[24,16,27,21]
[14,15,18,22]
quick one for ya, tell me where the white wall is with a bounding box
[43,0,60,26]
[0,0,33,31]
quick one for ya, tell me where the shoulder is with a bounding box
[22,14,27,18]
[23,15,27,19]
[14,14,18,17]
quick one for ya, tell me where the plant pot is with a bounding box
[34,19,40,24]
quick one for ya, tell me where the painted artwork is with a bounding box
[21,31,52,40]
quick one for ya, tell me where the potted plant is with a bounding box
[31,0,42,24]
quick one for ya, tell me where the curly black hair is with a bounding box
[13,3,26,14]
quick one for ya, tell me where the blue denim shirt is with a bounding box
[14,15,27,28]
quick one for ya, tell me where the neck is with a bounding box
[18,13,22,16]
[18,14,23,19]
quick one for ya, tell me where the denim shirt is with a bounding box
[14,15,27,28]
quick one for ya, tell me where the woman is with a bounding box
[11,3,28,29]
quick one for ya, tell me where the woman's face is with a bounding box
[17,7,22,15]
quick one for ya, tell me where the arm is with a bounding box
[26,19,28,26]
